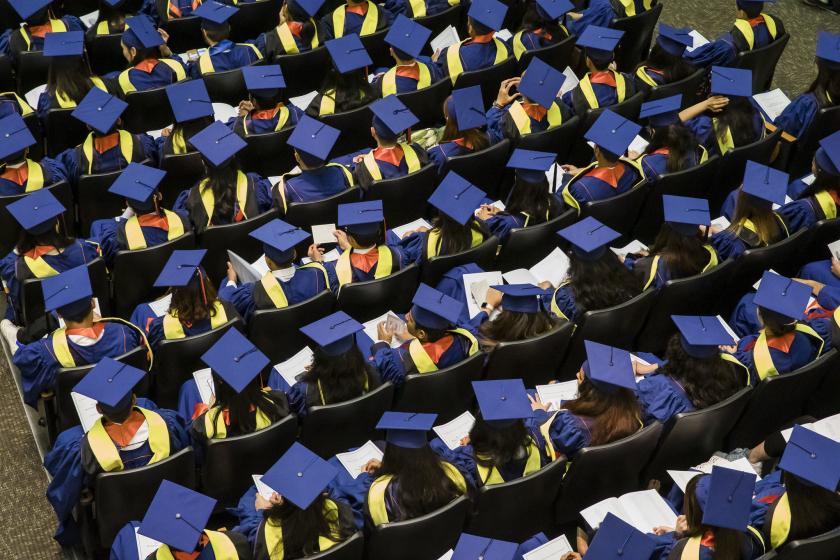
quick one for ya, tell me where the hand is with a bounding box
[333,229,351,251]
[352,154,366,164]
[484,287,503,309]
[495,77,522,107]
[538,280,554,289]
[675,515,689,534]
[226,261,238,283]
[652,526,674,536]
[704,96,729,113]
[307,243,324,262]
[561,164,581,175]
[254,493,272,510]
[794,278,824,295]
[458,435,470,447]
[627,149,641,160]
[393,323,413,342]
[237,100,254,118]
[160,127,172,137]
[719,344,737,353]
[157,28,170,43]
[832,257,840,279]
[475,205,495,221]
[431,48,442,62]
[377,321,394,343]
[708,225,723,235]
[560,554,582,560]
[363,459,381,474]
[633,361,659,375]
[527,393,549,412]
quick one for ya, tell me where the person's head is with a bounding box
[731,190,782,245]
[440,95,490,151]
[390,46,414,64]
[504,149,555,219]
[47,53,95,103]
[735,0,764,19]
[301,344,369,404]
[469,415,531,468]
[206,370,285,437]
[757,306,797,337]
[317,68,373,113]
[57,297,96,325]
[649,222,710,277]
[567,250,642,314]
[647,123,697,173]
[519,1,564,38]
[264,493,348,557]
[592,144,621,165]
[371,116,400,147]
[120,15,164,65]
[683,474,745,557]
[564,368,641,446]
[803,146,840,198]
[405,284,461,342]
[479,305,559,345]
[467,17,493,38]
[202,21,230,45]
[96,393,137,424]
[663,332,743,409]
[715,95,760,147]
[169,266,219,325]
[782,471,840,542]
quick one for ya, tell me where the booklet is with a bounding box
[136,527,163,560]
[502,247,570,288]
[546,163,562,193]
[522,535,574,560]
[801,173,816,186]
[335,440,383,479]
[610,240,648,260]
[25,84,47,109]
[580,489,678,534]
[463,271,504,318]
[147,294,173,318]
[536,381,579,411]
[693,455,758,478]
[667,470,705,493]
[628,135,649,156]
[710,216,731,231]
[71,391,102,433]
[228,250,263,285]
[363,312,406,349]
[252,474,277,501]
[192,368,215,405]
[495,28,513,41]
[752,268,780,290]
[213,103,239,123]
[79,10,100,28]
[272,346,314,389]
[474,200,506,216]
[753,89,792,122]
[782,412,840,443]
[771,195,793,211]
[715,315,739,343]
[685,29,710,52]
[437,551,454,560]
[560,67,579,96]
[433,411,476,450]
[290,91,318,111]
[431,25,460,53]
[828,239,840,261]
[392,218,432,240]
[311,223,337,245]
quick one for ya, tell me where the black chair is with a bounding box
[364,495,469,560]
[337,265,420,322]
[610,3,664,73]
[44,108,90,157]
[153,318,243,408]
[87,33,128,75]
[415,4,463,36]
[646,68,707,108]
[248,290,335,364]
[440,139,511,200]
[570,93,645,165]
[756,527,840,560]
[515,34,576,74]
[275,48,330,97]
[733,33,790,93]
[21,112,43,160]
[239,127,296,178]
[453,57,519,108]
[199,210,280,281]
[204,67,251,106]
[20,257,111,328]
[516,116,580,165]
[161,17,205,53]
[77,168,142,236]
[308,532,365,560]
[581,182,648,241]
[284,188,361,229]
[466,457,568,541]
[494,211,575,271]
[808,344,840,418]
[321,104,376,156]
[787,105,840,178]
[800,217,840,265]
[201,415,298,507]
[16,51,49,94]
[122,87,174,134]
[229,0,282,42]
[393,352,484,422]
[359,28,392,69]
[111,233,197,319]
[484,322,574,387]
[159,152,205,206]
[396,78,452,129]
[0,55,14,93]
[420,236,500,286]
[363,164,437,227]
[300,383,395,458]
[710,129,781,215]
[0,180,73,256]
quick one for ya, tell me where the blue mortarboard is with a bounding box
[557,216,620,261]
[584,110,642,158]
[384,15,431,59]
[698,466,756,531]
[449,86,486,132]
[535,0,573,20]
[139,481,216,552]
[287,115,340,162]
[108,163,165,207]
[583,340,636,391]
[753,271,811,321]
[201,328,270,393]
[73,357,145,410]
[710,66,752,97]
[250,219,310,264]
[576,25,624,63]
[9,0,51,20]
[338,200,384,236]
[288,0,326,17]
[491,284,546,314]
[467,0,508,31]
[817,130,840,176]
[586,513,657,560]
[0,113,36,161]
[428,171,486,225]
[780,424,840,492]
[473,379,533,425]
[656,23,693,57]
[166,80,213,124]
[261,442,339,509]
[741,160,788,206]
[816,32,840,70]
[370,95,418,140]
[737,0,776,7]
[639,94,683,127]
[72,88,128,135]
[326,35,372,74]
[663,194,710,235]
[300,311,365,356]
[452,533,518,560]
[123,15,165,49]
[518,57,566,110]
[189,121,247,167]
[154,249,207,287]
[42,265,93,314]
[376,411,437,448]
[43,31,85,58]
[243,64,286,96]
[411,283,464,329]
[7,188,65,234]
[672,315,734,359]
[194,0,238,25]
[506,148,555,183]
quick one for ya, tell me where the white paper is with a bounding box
[667,470,703,493]
[801,173,816,186]
[176,48,206,64]
[752,89,792,122]
[783,413,840,443]
[80,10,100,28]
[537,380,579,410]
[502,268,540,286]
[628,135,649,156]
[290,91,318,111]
[71,391,102,433]
[611,240,648,260]
[311,223,337,245]
[252,474,276,500]
[228,250,262,285]
[437,551,454,560]
[529,247,570,288]
[711,216,731,230]
[363,312,404,349]
[135,527,163,560]
[522,535,573,560]
[771,195,793,212]
[463,271,504,318]
[630,353,654,383]
[431,25,460,53]
[580,489,678,534]
[685,29,710,53]
[251,254,270,277]
[213,102,239,123]
[752,268,780,290]
[273,346,314,388]
[335,440,383,479]
[827,239,840,261]
[693,455,759,478]
[391,218,432,240]
[192,368,215,405]
[25,84,47,108]
[495,28,513,41]
[146,129,166,139]
[147,294,173,318]
[560,66,579,96]
[301,248,340,265]
[433,411,476,450]
[715,315,739,343]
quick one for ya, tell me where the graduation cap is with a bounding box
[194,0,238,29]
[639,94,683,127]
[376,411,437,448]
[671,315,734,359]
[139,481,216,552]
[300,311,364,356]
[582,340,636,392]
[584,110,642,158]
[108,163,165,210]
[451,533,518,560]
[338,200,385,236]
[491,284,546,314]
[662,194,710,236]
[816,31,840,70]
[737,0,776,7]
[166,80,213,124]
[71,88,128,135]
[189,121,247,168]
[287,115,340,163]
[428,171,486,225]
[72,357,145,412]
[656,23,693,57]
[506,148,555,183]
[41,265,93,315]
[535,0,573,21]
[384,14,432,60]
[201,328,270,393]
[7,188,65,234]
[741,160,788,207]
[753,271,811,321]
[242,65,286,97]
[585,513,657,560]
[9,0,51,20]
[287,0,326,18]
[556,216,620,261]
[0,113,36,161]
[576,25,624,64]
[467,0,508,32]
[518,57,565,110]
[250,219,310,264]
[154,249,207,287]
[370,95,418,141]
[123,15,165,50]
[696,466,756,531]
[816,130,840,177]
[326,35,373,74]
[43,31,85,58]
[261,442,339,509]
[779,424,840,492]
[472,379,533,427]
[710,66,753,97]
[448,86,487,132]
[411,283,464,330]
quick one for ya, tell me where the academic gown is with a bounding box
[774,92,824,138]
[729,329,824,386]
[486,99,571,144]
[437,35,512,78]
[0,16,85,63]
[88,209,191,266]
[58,132,159,185]
[561,71,636,116]
[647,529,761,560]
[527,408,592,460]
[544,283,577,321]
[183,390,289,447]
[230,104,302,135]
[709,217,787,261]
[778,192,840,233]
[275,166,353,205]
[321,2,393,39]
[187,40,262,78]
[322,246,405,291]
[108,58,188,94]
[0,157,68,196]
[684,110,764,158]
[720,176,808,221]
[476,212,527,244]
[218,266,330,320]
[634,66,668,91]
[557,162,641,209]
[370,330,476,387]
[350,143,430,187]
[110,521,252,560]
[146,300,239,348]
[428,140,474,173]
[371,58,442,96]
[684,15,785,70]
[383,0,451,17]
[173,173,274,228]
[625,247,717,291]
[635,373,695,425]
[279,364,382,419]
[566,0,618,36]
[252,22,323,58]
[639,148,703,182]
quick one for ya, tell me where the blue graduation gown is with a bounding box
[778,192,840,233]
[173,172,274,225]
[515,533,550,560]
[370,331,475,387]
[639,148,702,182]
[0,16,85,63]
[566,0,617,36]
[279,167,353,205]
[433,263,485,325]
[545,284,577,321]
[437,37,511,78]
[561,72,635,115]
[428,141,472,173]
[383,0,450,16]
[685,111,764,158]
[322,246,405,292]
[684,35,738,68]
[218,266,330,320]
[730,329,823,386]
[58,133,159,185]
[774,92,822,138]
[349,144,430,184]
[232,104,302,135]
[527,408,591,459]
[486,99,568,144]
[187,40,262,78]
[634,66,668,90]
[146,299,236,349]
[371,58,442,95]
[557,162,641,209]
[326,452,377,530]
[88,210,190,266]
[321,3,394,39]
[0,158,68,196]
[476,212,526,244]
[635,373,695,425]
[111,58,188,94]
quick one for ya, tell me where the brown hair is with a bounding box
[440,98,490,151]
[563,378,641,446]
[168,270,220,325]
[479,310,559,349]
[730,190,784,246]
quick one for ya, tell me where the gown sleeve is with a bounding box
[395,230,427,266]
[285,381,309,419]
[371,343,409,387]
[486,106,508,144]
[217,281,257,320]
[249,173,274,213]
[44,426,88,545]
[478,213,520,244]
[229,485,264,546]
[566,0,616,35]
[429,437,478,489]
[88,218,121,265]
[635,374,693,425]
[778,198,816,233]
[683,36,737,67]
[684,115,714,148]
[551,285,577,321]
[773,93,819,138]
[709,229,746,261]
[729,292,761,338]
[547,411,590,459]
[176,379,205,422]
[14,339,59,408]
[42,156,69,182]
[109,520,143,560]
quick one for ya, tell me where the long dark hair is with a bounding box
[797,164,840,200]
[782,471,840,543]
[469,416,532,471]
[505,177,554,225]
[683,475,744,558]
[313,68,373,114]
[648,224,711,279]
[47,56,97,105]
[299,346,369,404]
[205,374,287,438]
[662,334,744,409]
[264,494,351,557]
[440,97,490,151]
[284,1,318,47]
[172,116,214,153]
[807,63,840,108]
[713,96,761,148]
[518,1,566,41]
[646,123,698,173]
[568,252,642,315]
[99,3,128,33]
[730,190,784,246]
[168,269,220,325]
[16,225,74,254]
[563,378,641,446]
[478,309,559,347]
[636,43,696,83]
[429,214,485,256]
[758,308,797,338]
[198,158,241,224]
[128,46,160,66]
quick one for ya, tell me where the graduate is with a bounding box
[187,1,263,79]
[253,0,326,58]
[373,15,441,96]
[778,132,840,232]
[384,0,454,19]
[511,0,570,61]
[322,0,393,39]
[634,24,697,91]
[471,284,560,349]
[0,0,84,64]
[371,283,479,386]
[308,34,375,117]
[231,65,302,136]
[565,0,651,37]
[0,113,67,196]
[429,86,491,172]
[557,110,643,214]
[636,95,709,182]
[487,58,571,143]
[12,265,147,407]
[431,379,548,488]
[89,164,189,266]
[561,26,637,115]
[221,220,330,320]
[159,79,215,157]
[272,115,354,209]
[436,0,510,84]
[111,14,187,95]
[87,0,135,37]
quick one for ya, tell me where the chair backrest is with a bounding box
[239,128,296,178]
[484,322,575,387]
[581,182,648,240]
[21,256,111,326]
[516,116,581,164]
[275,47,330,97]
[16,50,49,93]
[337,264,420,322]
[44,108,90,157]
[729,227,814,300]
[466,457,568,542]
[414,4,463,36]
[453,57,519,108]
[515,34,577,75]
[646,68,707,108]
[440,139,511,200]
[321,104,376,156]
[365,495,470,560]
[228,0,282,41]
[0,180,73,256]
[494,211,574,271]
[299,382,395,458]
[123,87,174,134]
[394,352,484,422]
[201,414,298,507]
[420,236,500,286]
[249,290,336,363]
[161,16,204,52]
[87,33,128,75]
[733,33,790,93]
[788,105,840,178]
[364,165,437,227]
[359,28,392,68]
[768,526,840,560]
[396,79,452,129]
[306,532,365,560]
[0,54,13,93]
[285,187,361,228]
[95,447,196,548]
[77,168,136,236]
[204,67,250,105]
[159,152,205,206]
[199,210,280,281]
[710,129,781,215]
[610,3,664,72]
